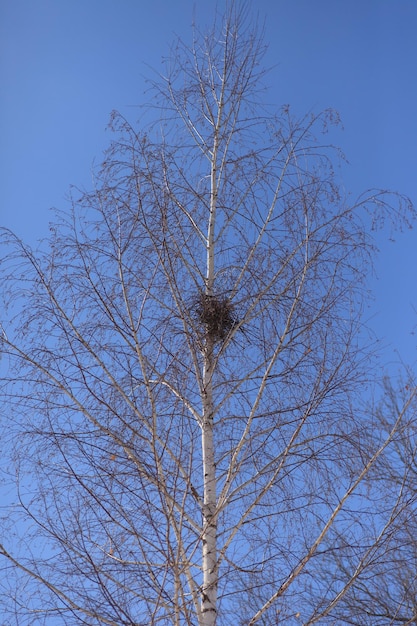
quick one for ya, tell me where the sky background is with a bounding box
[1,0,417,372]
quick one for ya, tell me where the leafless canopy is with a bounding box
[0,3,416,625]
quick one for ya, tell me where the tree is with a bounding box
[0,4,415,625]
[325,377,417,625]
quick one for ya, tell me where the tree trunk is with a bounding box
[201,338,218,624]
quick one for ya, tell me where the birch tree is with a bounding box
[324,378,417,625]
[0,4,415,625]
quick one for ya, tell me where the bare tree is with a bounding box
[0,4,415,625]
[321,377,417,626]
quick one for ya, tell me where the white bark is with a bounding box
[201,340,218,624]
[200,59,224,623]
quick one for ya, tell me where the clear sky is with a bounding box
[1,0,417,370]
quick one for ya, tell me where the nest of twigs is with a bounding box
[194,292,238,342]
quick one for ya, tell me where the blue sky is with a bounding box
[1,0,417,369]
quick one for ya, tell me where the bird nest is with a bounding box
[194,292,238,342]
